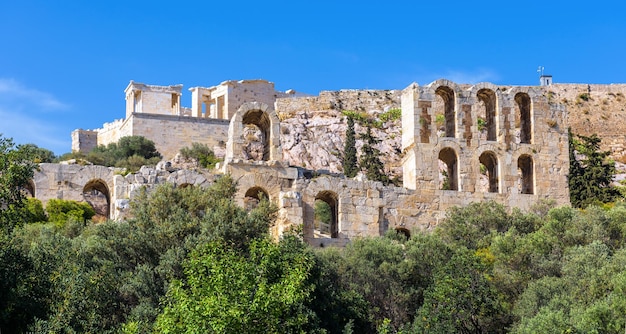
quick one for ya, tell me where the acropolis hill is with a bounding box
[30,77,626,246]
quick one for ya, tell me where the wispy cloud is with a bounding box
[0,78,70,111]
[0,78,71,153]
[434,68,500,84]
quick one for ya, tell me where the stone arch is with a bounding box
[226,102,282,162]
[427,79,462,139]
[478,151,499,193]
[395,227,411,239]
[476,88,498,141]
[514,92,533,144]
[83,179,111,220]
[244,186,270,210]
[314,190,339,238]
[22,179,35,197]
[438,147,459,191]
[518,154,534,194]
[434,85,456,137]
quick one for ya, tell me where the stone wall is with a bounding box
[71,129,98,152]
[128,113,229,160]
[97,118,130,148]
[61,78,573,247]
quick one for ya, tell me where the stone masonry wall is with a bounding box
[61,78,574,247]
[129,113,229,160]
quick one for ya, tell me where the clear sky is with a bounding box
[1,0,625,154]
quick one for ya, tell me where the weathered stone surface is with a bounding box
[59,78,573,246]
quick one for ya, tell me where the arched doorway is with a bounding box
[83,179,110,221]
[477,89,497,141]
[395,227,411,240]
[314,191,339,238]
[244,186,269,211]
[479,151,499,193]
[434,86,456,138]
[21,180,35,197]
[518,155,534,194]
[438,147,459,190]
[242,110,271,161]
[515,93,532,144]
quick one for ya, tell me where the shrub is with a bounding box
[45,199,95,227]
[179,143,221,169]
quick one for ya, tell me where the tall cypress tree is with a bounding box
[359,125,389,185]
[568,129,618,208]
[342,116,358,178]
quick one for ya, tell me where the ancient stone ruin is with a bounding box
[32,78,569,246]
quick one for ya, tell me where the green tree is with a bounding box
[359,126,389,184]
[155,237,317,333]
[45,199,96,227]
[179,142,221,169]
[16,143,56,163]
[412,248,508,334]
[0,134,38,232]
[343,116,358,178]
[569,130,618,208]
[72,136,162,172]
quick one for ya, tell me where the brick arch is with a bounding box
[314,190,339,238]
[474,144,502,193]
[83,178,111,219]
[435,139,463,191]
[243,186,270,211]
[234,171,282,207]
[468,83,502,142]
[226,102,282,162]
[426,79,462,138]
[512,147,537,195]
[302,177,351,239]
[508,86,542,146]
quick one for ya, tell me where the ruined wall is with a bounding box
[97,118,131,148]
[71,129,98,152]
[61,78,574,247]
[128,113,229,160]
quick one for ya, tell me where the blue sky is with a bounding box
[1,0,625,154]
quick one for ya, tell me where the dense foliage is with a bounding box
[569,130,619,208]
[342,116,358,178]
[0,135,38,232]
[359,125,390,185]
[3,133,626,332]
[179,142,221,169]
[61,136,161,172]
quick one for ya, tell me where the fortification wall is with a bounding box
[97,118,130,148]
[128,113,230,159]
[60,78,575,247]
[71,130,98,152]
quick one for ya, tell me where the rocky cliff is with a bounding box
[275,83,626,178]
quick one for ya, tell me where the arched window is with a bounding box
[438,147,459,191]
[435,86,456,138]
[395,227,411,240]
[242,110,271,161]
[477,89,497,141]
[515,93,532,144]
[314,191,338,238]
[21,180,35,197]
[83,179,110,220]
[479,151,499,193]
[518,155,534,194]
[244,186,269,211]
